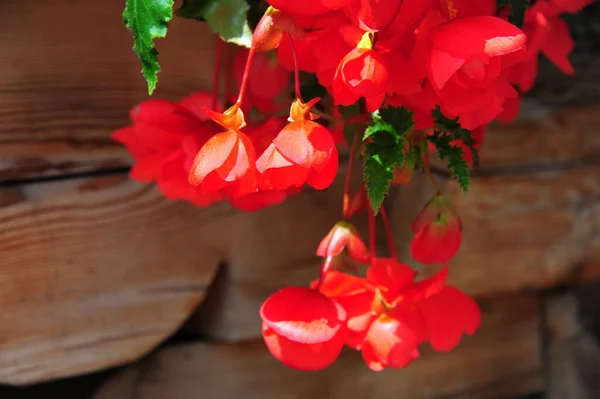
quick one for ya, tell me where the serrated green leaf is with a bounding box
[364,157,394,213]
[123,0,174,94]
[362,106,414,213]
[176,0,252,47]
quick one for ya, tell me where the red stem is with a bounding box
[225,46,233,106]
[235,48,256,108]
[212,38,224,110]
[368,205,376,259]
[316,256,333,290]
[379,206,397,259]
[343,131,361,220]
[288,33,302,101]
[422,152,442,195]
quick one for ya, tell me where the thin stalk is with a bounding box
[379,206,397,259]
[235,48,256,108]
[343,131,361,220]
[288,33,302,101]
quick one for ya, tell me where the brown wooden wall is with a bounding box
[1,0,600,398]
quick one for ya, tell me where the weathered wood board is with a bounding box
[0,0,217,181]
[0,176,226,385]
[93,294,542,399]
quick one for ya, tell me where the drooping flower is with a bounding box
[428,16,527,129]
[410,195,462,264]
[112,92,222,206]
[316,258,481,371]
[256,98,339,191]
[188,105,259,197]
[260,286,347,370]
[332,33,389,112]
[316,221,370,264]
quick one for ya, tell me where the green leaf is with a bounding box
[123,0,174,94]
[432,107,480,168]
[362,106,414,213]
[176,0,252,47]
[430,107,474,194]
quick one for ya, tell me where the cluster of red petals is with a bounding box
[261,259,480,371]
[112,92,223,206]
[186,97,338,210]
[114,92,339,211]
[268,0,590,132]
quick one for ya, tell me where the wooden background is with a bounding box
[0,0,599,398]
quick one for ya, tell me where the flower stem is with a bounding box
[422,152,442,195]
[316,255,333,290]
[379,206,397,259]
[368,205,376,259]
[225,46,233,107]
[212,37,223,110]
[235,48,256,108]
[288,33,302,101]
[343,131,361,220]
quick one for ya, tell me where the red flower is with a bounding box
[260,286,347,370]
[411,195,462,264]
[316,221,370,264]
[428,16,527,129]
[188,105,258,197]
[112,92,222,206]
[316,258,481,370]
[332,34,389,112]
[507,0,586,93]
[256,98,339,191]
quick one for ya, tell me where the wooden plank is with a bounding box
[0,176,228,385]
[0,0,217,181]
[545,290,600,399]
[93,294,542,399]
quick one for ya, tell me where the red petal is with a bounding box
[129,99,179,123]
[411,217,462,264]
[273,121,335,169]
[188,130,238,186]
[362,314,420,369]
[429,48,466,89]
[432,16,527,59]
[260,287,346,344]
[367,258,416,295]
[179,91,223,121]
[418,287,481,351]
[262,322,345,371]
[318,271,372,298]
[316,223,351,258]
[307,145,339,190]
[343,0,403,31]
[541,17,575,75]
[228,190,287,211]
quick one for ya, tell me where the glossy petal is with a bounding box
[260,287,346,344]
[432,16,527,59]
[418,286,481,351]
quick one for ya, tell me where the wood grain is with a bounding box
[0,176,230,385]
[93,294,542,399]
[0,0,217,181]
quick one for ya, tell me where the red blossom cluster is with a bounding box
[113,0,592,373]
